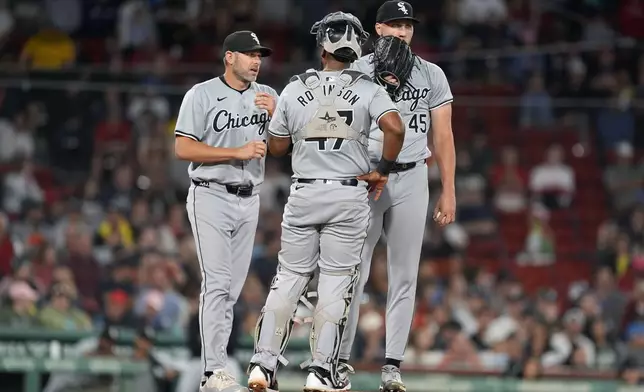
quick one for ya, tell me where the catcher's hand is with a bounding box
[371,35,415,97]
[357,171,388,201]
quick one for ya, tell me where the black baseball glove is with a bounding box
[371,35,416,97]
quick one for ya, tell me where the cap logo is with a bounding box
[250,32,260,45]
[397,2,408,14]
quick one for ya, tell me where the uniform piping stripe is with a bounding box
[375,108,399,124]
[175,130,200,141]
[268,129,291,138]
[192,184,208,373]
[429,99,453,111]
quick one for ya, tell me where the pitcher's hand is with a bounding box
[235,141,266,160]
[433,190,456,227]
[255,92,276,117]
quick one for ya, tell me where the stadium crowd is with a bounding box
[0,0,643,388]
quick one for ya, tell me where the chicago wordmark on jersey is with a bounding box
[175,76,278,186]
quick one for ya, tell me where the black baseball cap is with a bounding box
[376,1,420,24]
[222,30,272,57]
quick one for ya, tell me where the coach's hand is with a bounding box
[358,171,388,201]
[255,92,276,117]
[235,141,266,160]
[434,190,456,227]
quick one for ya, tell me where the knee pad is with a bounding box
[306,267,359,381]
[253,264,312,371]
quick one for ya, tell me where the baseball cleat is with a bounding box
[379,365,406,392]
[201,369,249,392]
[303,367,348,392]
[248,364,278,392]
[336,362,354,390]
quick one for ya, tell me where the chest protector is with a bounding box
[290,69,371,146]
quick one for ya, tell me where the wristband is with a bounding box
[376,158,395,176]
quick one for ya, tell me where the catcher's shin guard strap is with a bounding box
[251,265,312,372]
[303,267,359,385]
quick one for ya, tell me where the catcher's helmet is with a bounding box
[310,12,369,62]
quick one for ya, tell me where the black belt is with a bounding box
[192,180,254,197]
[390,161,419,173]
[295,178,359,187]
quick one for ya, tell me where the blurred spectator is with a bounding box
[618,0,644,39]
[0,280,40,327]
[596,77,636,148]
[491,145,528,213]
[42,325,119,392]
[542,308,595,369]
[468,133,494,176]
[621,280,644,333]
[517,204,555,265]
[63,230,102,313]
[528,144,575,210]
[39,282,93,331]
[457,0,507,25]
[31,244,57,293]
[127,85,170,125]
[485,291,524,350]
[0,110,35,163]
[582,14,615,44]
[590,318,622,370]
[628,207,644,248]
[117,0,158,51]
[0,0,14,45]
[520,74,555,129]
[93,107,132,179]
[603,142,643,213]
[20,22,76,69]
[533,288,559,328]
[620,321,644,385]
[0,212,15,277]
[2,160,45,215]
[96,202,135,250]
[12,201,54,246]
[44,0,82,35]
[135,254,187,334]
[454,149,496,236]
[98,288,140,329]
[596,221,619,266]
[52,200,90,250]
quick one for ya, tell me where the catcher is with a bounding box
[337,1,456,391]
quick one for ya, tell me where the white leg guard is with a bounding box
[307,267,359,385]
[250,264,312,372]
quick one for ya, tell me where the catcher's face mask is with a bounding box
[372,35,415,97]
[311,12,369,62]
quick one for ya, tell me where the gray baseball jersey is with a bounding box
[175,76,278,186]
[176,75,277,375]
[251,69,398,378]
[340,56,454,364]
[352,55,453,163]
[269,69,398,179]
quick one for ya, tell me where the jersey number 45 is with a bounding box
[304,110,353,151]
